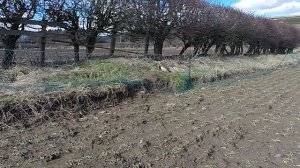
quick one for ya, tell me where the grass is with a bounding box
[48,54,300,92]
[1,53,300,96]
[44,59,196,91]
[283,152,296,164]
[46,60,135,85]
[170,144,186,155]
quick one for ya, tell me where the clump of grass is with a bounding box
[44,60,138,88]
[101,148,116,157]
[157,72,186,87]
[170,144,186,155]
[283,152,295,164]
[205,165,218,168]
[44,59,199,92]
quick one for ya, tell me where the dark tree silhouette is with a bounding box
[0,0,38,69]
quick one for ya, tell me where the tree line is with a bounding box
[1,0,300,69]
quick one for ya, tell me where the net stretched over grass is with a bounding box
[1,53,300,127]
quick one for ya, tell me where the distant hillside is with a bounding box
[272,16,300,28]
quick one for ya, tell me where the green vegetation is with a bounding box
[170,144,186,155]
[2,53,300,96]
[32,54,300,92]
[47,60,135,85]
[44,59,197,91]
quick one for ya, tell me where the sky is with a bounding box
[210,0,300,17]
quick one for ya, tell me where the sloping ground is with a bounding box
[1,66,300,167]
[1,54,300,127]
[1,53,300,96]
[273,16,300,28]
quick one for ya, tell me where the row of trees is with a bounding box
[1,0,300,68]
[178,3,300,56]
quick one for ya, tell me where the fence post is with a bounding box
[144,31,150,56]
[188,55,191,81]
[39,21,46,67]
[187,54,193,90]
[110,30,117,57]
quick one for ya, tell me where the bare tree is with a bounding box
[0,0,38,69]
[175,1,300,57]
[126,0,151,55]
[46,0,94,62]
[84,0,129,58]
[128,0,188,57]
[46,0,128,59]
[107,1,129,56]
[2,0,299,69]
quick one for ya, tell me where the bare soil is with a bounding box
[1,66,300,168]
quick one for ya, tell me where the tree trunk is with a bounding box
[154,39,164,56]
[245,45,255,55]
[215,43,220,54]
[86,46,94,59]
[229,45,235,55]
[110,32,117,57]
[240,45,244,55]
[270,47,276,54]
[220,44,228,56]
[70,30,80,62]
[201,39,210,53]
[144,33,150,56]
[254,46,261,55]
[278,47,286,54]
[179,43,191,55]
[202,40,215,55]
[193,45,200,56]
[86,31,98,59]
[2,36,18,69]
[287,48,293,54]
[74,43,80,62]
[235,43,243,55]
[39,36,46,67]
[38,23,47,67]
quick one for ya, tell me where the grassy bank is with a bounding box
[1,53,300,126]
[1,53,300,95]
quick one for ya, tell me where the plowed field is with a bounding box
[1,66,300,168]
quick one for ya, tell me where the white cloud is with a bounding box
[232,0,300,17]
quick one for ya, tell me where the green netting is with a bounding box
[2,52,300,96]
[202,70,273,89]
[42,76,194,94]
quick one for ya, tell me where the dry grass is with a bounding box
[1,53,300,126]
[1,53,300,94]
[0,84,128,126]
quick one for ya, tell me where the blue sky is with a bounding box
[209,0,239,6]
[209,0,300,17]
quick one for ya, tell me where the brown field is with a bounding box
[1,64,300,167]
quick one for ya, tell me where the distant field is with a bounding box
[273,16,300,28]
